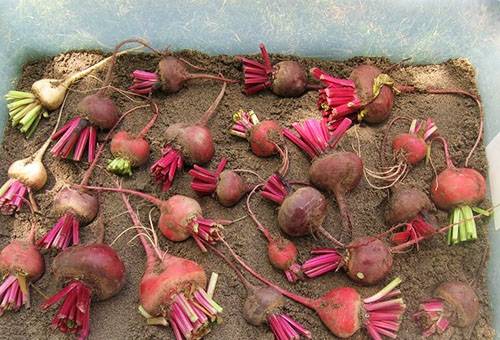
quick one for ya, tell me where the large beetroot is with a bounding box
[0,221,44,315]
[150,82,226,191]
[222,239,406,339]
[238,43,321,97]
[41,217,126,339]
[120,191,223,339]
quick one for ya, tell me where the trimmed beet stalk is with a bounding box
[120,191,222,339]
[207,242,310,339]
[385,187,437,248]
[151,81,226,192]
[0,221,44,315]
[311,66,396,130]
[284,118,360,239]
[41,218,126,339]
[222,239,405,339]
[260,174,344,249]
[413,281,480,337]
[50,39,150,162]
[237,43,321,97]
[129,55,236,95]
[365,117,438,190]
[79,185,229,252]
[107,102,159,176]
[188,158,257,207]
[431,137,486,245]
[248,185,302,283]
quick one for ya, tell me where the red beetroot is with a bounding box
[120,192,223,339]
[238,43,321,97]
[80,185,229,252]
[150,82,226,191]
[283,118,359,238]
[222,239,406,339]
[430,137,486,245]
[107,102,159,176]
[207,242,310,339]
[188,158,258,207]
[311,65,395,130]
[129,55,236,95]
[247,185,302,283]
[413,281,480,337]
[365,117,438,190]
[41,220,125,339]
[0,222,44,315]
[385,187,437,248]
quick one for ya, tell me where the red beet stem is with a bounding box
[301,248,343,278]
[247,185,274,242]
[261,174,290,205]
[187,72,237,84]
[150,146,183,192]
[334,190,353,241]
[79,184,163,207]
[197,81,227,127]
[188,158,227,195]
[137,101,159,138]
[316,226,346,248]
[238,43,273,95]
[432,136,455,169]
[37,212,80,251]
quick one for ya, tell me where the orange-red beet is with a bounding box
[165,123,215,165]
[267,239,298,271]
[110,131,150,166]
[249,120,282,157]
[0,240,44,281]
[158,195,202,242]
[392,133,427,165]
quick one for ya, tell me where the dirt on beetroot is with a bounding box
[0,49,494,339]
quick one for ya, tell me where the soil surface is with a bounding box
[0,49,494,340]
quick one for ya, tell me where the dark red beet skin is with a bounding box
[385,187,433,225]
[271,61,308,97]
[110,131,150,166]
[158,195,202,242]
[350,64,394,123]
[278,186,327,237]
[249,120,282,157]
[165,123,214,164]
[0,240,44,280]
[243,286,284,326]
[53,188,99,225]
[346,236,393,285]
[216,170,248,207]
[309,151,363,193]
[431,167,486,210]
[434,281,480,327]
[77,94,119,129]
[392,133,427,165]
[52,244,125,300]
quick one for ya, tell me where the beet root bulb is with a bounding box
[108,131,150,176]
[78,94,119,130]
[346,237,393,285]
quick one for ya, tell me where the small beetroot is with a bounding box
[413,281,480,337]
[238,43,321,97]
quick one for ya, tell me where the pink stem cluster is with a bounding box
[391,215,436,251]
[188,158,227,194]
[169,288,223,340]
[190,217,223,252]
[409,118,437,142]
[284,264,302,283]
[150,145,184,192]
[363,282,406,340]
[51,117,97,162]
[301,248,343,278]
[237,43,273,95]
[129,70,160,95]
[310,68,361,130]
[42,280,91,339]
[0,179,27,215]
[412,299,449,337]
[261,173,290,205]
[37,212,80,251]
[0,275,27,315]
[268,313,312,339]
[229,109,259,139]
[283,118,351,159]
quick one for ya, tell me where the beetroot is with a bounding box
[188,158,257,207]
[80,185,228,251]
[238,43,321,97]
[284,118,360,237]
[120,192,223,339]
[150,82,226,191]
[41,219,125,339]
[365,117,437,189]
[413,281,480,336]
[431,137,486,244]
[247,185,302,282]
[385,187,437,247]
[207,242,310,339]
[129,55,236,95]
[107,102,159,176]
[0,222,44,315]
[222,239,405,339]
